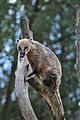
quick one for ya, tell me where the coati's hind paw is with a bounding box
[43,73,58,90]
[51,74,57,90]
[51,74,57,81]
[43,79,51,87]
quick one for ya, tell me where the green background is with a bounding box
[0,0,79,120]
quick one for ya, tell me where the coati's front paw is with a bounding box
[27,67,39,78]
[26,74,36,81]
[27,72,33,77]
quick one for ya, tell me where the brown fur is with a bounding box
[17,38,62,89]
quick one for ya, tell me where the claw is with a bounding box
[51,74,57,81]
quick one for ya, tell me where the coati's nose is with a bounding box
[20,52,25,58]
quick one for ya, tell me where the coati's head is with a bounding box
[17,38,32,59]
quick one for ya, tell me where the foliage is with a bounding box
[0,0,79,120]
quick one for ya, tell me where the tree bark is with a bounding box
[15,56,38,120]
[15,18,38,120]
[15,17,65,120]
[27,75,65,120]
[76,6,80,120]
[20,17,33,39]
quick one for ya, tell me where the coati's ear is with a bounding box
[29,37,34,45]
[16,39,20,44]
[30,37,33,41]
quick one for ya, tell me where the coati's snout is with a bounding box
[17,38,31,56]
[20,51,25,58]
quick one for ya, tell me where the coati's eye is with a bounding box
[18,46,21,51]
[24,46,28,50]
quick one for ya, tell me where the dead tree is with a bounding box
[15,17,66,120]
[15,17,38,120]
[76,6,80,120]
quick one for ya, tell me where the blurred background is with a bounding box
[0,0,79,120]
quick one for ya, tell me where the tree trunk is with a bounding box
[15,56,38,120]
[76,6,80,120]
[15,18,38,120]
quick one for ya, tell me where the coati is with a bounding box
[17,38,62,90]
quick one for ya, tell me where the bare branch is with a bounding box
[26,75,65,120]
[15,57,38,120]
[15,17,38,120]
[20,17,33,39]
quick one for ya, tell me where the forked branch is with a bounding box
[27,75,65,120]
